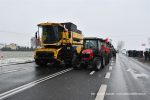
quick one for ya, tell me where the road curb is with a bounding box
[0,61,35,67]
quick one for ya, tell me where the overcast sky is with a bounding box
[0,0,149,50]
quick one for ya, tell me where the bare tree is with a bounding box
[117,41,125,52]
[30,37,36,49]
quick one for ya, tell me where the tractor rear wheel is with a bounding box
[101,57,105,68]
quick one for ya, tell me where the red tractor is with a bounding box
[73,37,109,71]
[102,39,111,65]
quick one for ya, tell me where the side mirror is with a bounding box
[63,25,68,32]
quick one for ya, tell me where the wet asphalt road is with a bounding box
[0,54,150,100]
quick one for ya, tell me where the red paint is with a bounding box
[105,38,109,43]
[81,49,93,60]
[101,44,110,54]
[105,47,110,54]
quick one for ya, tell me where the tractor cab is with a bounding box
[82,37,101,57]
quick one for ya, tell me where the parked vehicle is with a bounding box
[34,22,83,67]
[73,37,108,71]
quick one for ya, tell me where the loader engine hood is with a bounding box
[81,49,94,60]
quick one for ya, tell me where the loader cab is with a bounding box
[37,23,64,45]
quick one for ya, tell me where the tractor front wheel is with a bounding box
[72,53,81,70]
[93,58,101,71]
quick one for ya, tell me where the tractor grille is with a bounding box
[36,52,54,58]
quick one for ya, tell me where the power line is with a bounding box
[0,30,29,34]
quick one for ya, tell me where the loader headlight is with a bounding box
[56,43,61,46]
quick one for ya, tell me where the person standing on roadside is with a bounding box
[0,50,4,60]
[148,51,150,61]
[144,51,148,61]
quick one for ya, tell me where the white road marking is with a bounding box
[126,68,136,73]
[0,68,72,100]
[110,63,113,66]
[91,92,96,96]
[89,71,95,75]
[109,66,112,70]
[105,72,111,79]
[95,84,107,100]
[3,70,18,73]
[126,68,149,79]
[135,73,149,78]
[126,68,138,79]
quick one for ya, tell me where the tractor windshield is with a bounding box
[41,25,63,44]
[84,40,98,49]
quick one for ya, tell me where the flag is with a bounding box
[105,38,109,43]
[141,43,146,46]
